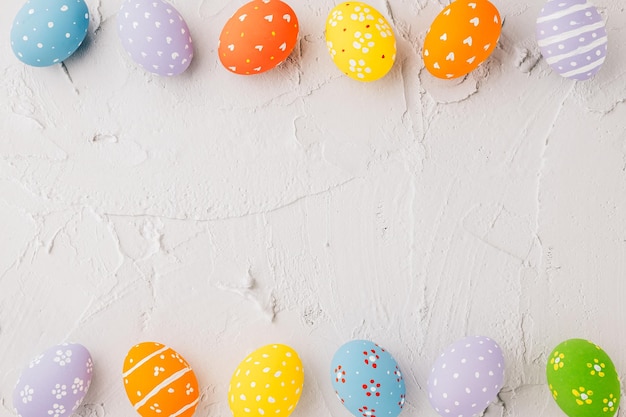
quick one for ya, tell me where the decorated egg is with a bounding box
[10,0,89,67]
[423,0,501,79]
[427,336,504,417]
[13,343,93,417]
[325,2,397,82]
[330,340,406,417]
[546,339,620,417]
[117,0,193,76]
[228,344,304,417]
[218,0,299,75]
[536,0,608,81]
[122,342,199,417]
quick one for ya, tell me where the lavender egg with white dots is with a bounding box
[536,0,608,81]
[10,0,89,67]
[13,343,93,417]
[117,0,194,76]
[427,336,504,417]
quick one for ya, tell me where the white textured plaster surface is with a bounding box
[1,0,626,416]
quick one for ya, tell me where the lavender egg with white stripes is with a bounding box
[536,0,608,81]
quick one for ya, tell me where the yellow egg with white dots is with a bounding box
[228,344,304,417]
[325,2,397,82]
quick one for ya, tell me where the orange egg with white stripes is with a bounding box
[423,0,502,79]
[122,342,199,417]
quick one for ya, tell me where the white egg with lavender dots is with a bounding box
[10,0,90,67]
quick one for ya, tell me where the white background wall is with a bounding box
[1,0,625,416]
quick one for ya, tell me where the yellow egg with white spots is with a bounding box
[325,2,397,82]
[228,344,304,417]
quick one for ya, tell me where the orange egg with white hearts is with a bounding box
[218,0,299,75]
[122,342,199,417]
[423,0,502,79]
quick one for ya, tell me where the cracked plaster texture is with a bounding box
[1,0,626,416]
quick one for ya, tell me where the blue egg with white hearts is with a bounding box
[10,0,89,67]
[331,340,406,417]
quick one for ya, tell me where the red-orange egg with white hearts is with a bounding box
[218,0,299,75]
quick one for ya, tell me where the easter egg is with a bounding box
[218,0,299,75]
[536,0,608,81]
[117,0,194,76]
[228,344,304,417]
[325,2,397,82]
[423,0,501,79]
[330,340,406,417]
[13,343,93,417]
[122,342,199,417]
[546,339,620,417]
[10,0,89,67]
[427,336,504,417]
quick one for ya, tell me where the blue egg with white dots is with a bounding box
[10,0,89,67]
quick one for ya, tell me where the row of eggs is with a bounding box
[12,337,620,417]
[10,0,608,81]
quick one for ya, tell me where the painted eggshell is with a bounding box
[325,2,397,82]
[536,0,608,81]
[546,339,620,417]
[218,0,299,75]
[331,340,406,417]
[13,343,93,417]
[228,344,304,417]
[10,0,89,67]
[117,0,194,76]
[122,342,199,417]
[423,0,501,79]
[427,336,504,417]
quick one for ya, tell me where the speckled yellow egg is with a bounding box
[228,344,304,417]
[325,2,397,82]
[122,342,199,417]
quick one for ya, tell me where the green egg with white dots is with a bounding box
[546,339,620,417]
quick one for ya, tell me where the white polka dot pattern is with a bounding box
[427,336,504,417]
[229,344,304,417]
[10,0,89,67]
